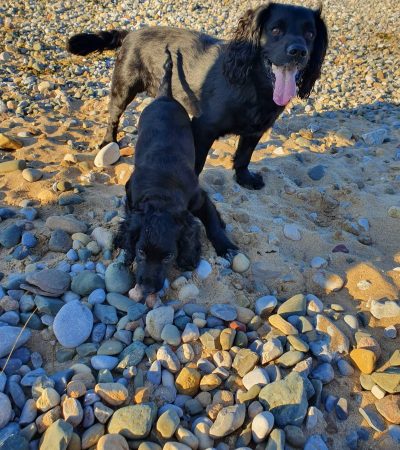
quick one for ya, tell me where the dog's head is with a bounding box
[224,2,328,105]
[115,208,201,298]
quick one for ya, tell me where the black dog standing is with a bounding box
[115,50,238,298]
[68,3,328,190]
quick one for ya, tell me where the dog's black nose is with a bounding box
[286,44,308,58]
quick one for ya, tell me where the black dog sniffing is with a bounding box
[68,3,328,190]
[115,49,238,298]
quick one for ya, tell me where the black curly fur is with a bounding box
[67,30,129,56]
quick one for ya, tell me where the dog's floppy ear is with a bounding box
[114,211,143,264]
[298,7,328,99]
[223,4,272,85]
[176,212,201,271]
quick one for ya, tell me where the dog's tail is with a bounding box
[67,30,129,56]
[157,47,173,99]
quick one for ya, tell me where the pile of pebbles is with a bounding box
[1,205,400,449]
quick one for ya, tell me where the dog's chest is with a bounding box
[232,97,284,135]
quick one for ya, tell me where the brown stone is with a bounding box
[376,395,400,424]
[134,386,150,404]
[316,314,349,354]
[36,406,61,433]
[114,163,134,185]
[97,434,129,450]
[176,367,201,396]
[0,133,23,150]
[66,380,86,398]
[200,374,222,391]
[350,349,377,374]
[95,383,129,406]
[268,314,298,336]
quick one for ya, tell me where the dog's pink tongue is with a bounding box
[272,66,298,106]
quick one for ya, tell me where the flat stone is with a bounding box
[46,215,87,234]
[0,326,31,358]
[372,370,400,394]
[283,223,301,240]
[22,168,42,182]
[370,300,400,319]
[0,392,12,429]
[209,404,246,438]
[95,383,129,406]
[71,271,105,296]
[269,314,298,335]
[210,303,237,321]
[107,404,157,439]
[0,159,26,173]
[40,419,73,450]
[376,395,400,424]
[53,300,93,348]
[49,229,72,253]
[316,314,349,354]
[350,349,377,374]
[25,269,70,296]
[359,406,386,432]
[259,372,308,427]
[277,294,306,318]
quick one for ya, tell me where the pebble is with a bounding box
[283,223,301,240]
[157,408,180,438]
[108,404,156,439]
[0,326,31,358]
[95,383,128,406]
[370,299,400,319]
[0,159,26,173]
[350,349,376,374]
[146,306,174,341]
[231,253,251,273]
[0,224,21,248]
[46,215,87,234]
[71,271,105,296]
[384,325,397,339]
[251,411,274,443]
[178,283,200,301]
[210,303,237,321]
[195,259,212,279]
[308,165,326,181]
[0,392,12,429]
[53,300,93,348]
[91,356,119,371]
[259,372,308,427]
[22,168,43,182]
[105,262,134,294]
[94,142,121,167]
[359,406,386,432]
[255,295,277,317]
[209,404,246,438]
[376,395,400,424]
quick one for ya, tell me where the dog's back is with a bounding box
[131,49,198,199]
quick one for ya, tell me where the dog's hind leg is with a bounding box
[100,73,144,148]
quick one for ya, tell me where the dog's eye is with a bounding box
[305,31,314,40]
[271,27,282,36]
[163,253,174,263]
[137,249,146,259]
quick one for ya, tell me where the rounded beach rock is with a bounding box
[53,300,93,348]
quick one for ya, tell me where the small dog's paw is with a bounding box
[224,248,239,263]
[235,169,265,190]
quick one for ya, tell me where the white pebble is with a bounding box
[251,411,274,443]
[94,142,120,168]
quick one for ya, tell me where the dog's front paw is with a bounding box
[235,169,265,190]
